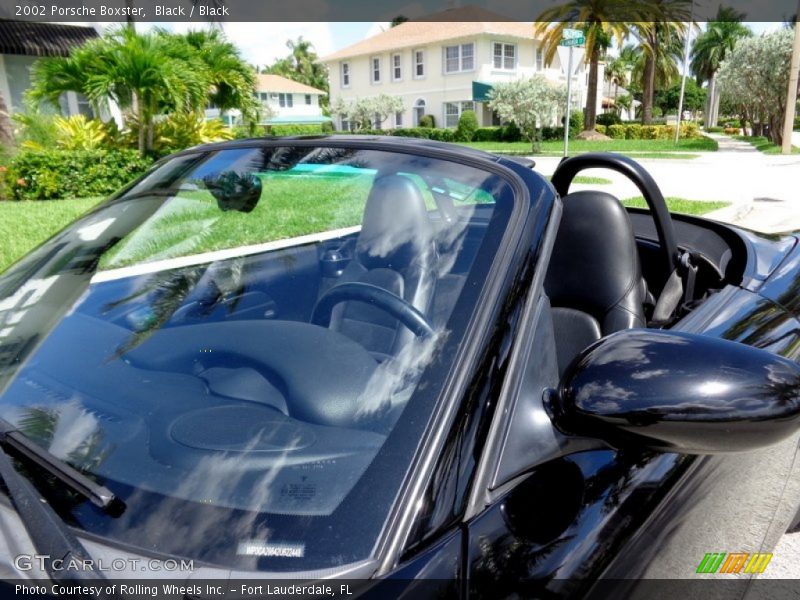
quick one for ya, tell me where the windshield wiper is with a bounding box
[0,446,108,584]
[0,418,121,512]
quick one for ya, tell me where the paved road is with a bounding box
[533,133,800,234]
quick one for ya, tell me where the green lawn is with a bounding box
[622,197,730,216]
[732,135,800,154]
[1,182,731,275]
[568,176,613,185]
[0,196,105,272]
[463,136,718,156]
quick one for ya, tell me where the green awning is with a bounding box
[472,81,493,102]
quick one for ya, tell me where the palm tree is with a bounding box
[631,6,691,124]
[180,29,257,124]
[690,8,751,129]
[604,56,629,111]
[266,37,329,108]
[534,0,635,132]
[30,28,210,156]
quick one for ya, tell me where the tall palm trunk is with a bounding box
[642,53,656,125]
[0,92,14,149]
[134,91,145,156]
[585,45,600,131]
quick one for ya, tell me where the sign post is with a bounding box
[560,29,584,158]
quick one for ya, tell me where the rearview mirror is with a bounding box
[203,171,262,213]
[552,329,800,454]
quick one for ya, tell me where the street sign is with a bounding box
[562,28,583,39]
[560,37,585,47]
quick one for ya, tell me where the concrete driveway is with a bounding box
[533,133,800,234]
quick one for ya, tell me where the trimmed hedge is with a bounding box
[607,124,626,139]
[419,114,435,128]
[267,123,325,136]
[8,149,152,200]
[597,113,623,127]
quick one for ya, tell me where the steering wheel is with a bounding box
[551,153,679,281]
[311,282,434,338]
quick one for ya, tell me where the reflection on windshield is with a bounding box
[0,144,513,571]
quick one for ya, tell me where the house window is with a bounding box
[371,57,381,83]
[259,92,269,102]
[413,98,426,126]
[278,93,293,108]
[392,53,402,81]
[76,93,94,118]
[340,118,351,132]
[493,42,516,70]
[373,113,382,129]
[305,94,312,105]
[395,111,403,127]
[536,47,544,71]
[414,50,425,78]
[444,43,475,73]
[341,62,350,87]
[444,101,475,128]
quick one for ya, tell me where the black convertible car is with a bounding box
[0,137,799,598]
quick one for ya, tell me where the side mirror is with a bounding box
[552,329,800,454]
[203,171,262,213]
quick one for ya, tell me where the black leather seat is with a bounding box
[545,191,646,375]
[328,175,436,361]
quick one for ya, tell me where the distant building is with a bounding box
[322,6,604,130]
[206,74,329,127]
[0,19,99,117]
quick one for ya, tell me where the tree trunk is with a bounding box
[614,81,619,114]
[585,46,600,131]
[0,91,14,150]
[705,75,717,130]
[642,53,655,125]
[134,92,145,156]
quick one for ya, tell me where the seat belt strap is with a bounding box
[651,268,683,324]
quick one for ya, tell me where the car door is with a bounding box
[460,268,800,596]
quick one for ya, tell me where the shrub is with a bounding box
[594,124,607,135]
[473,127,503,141]
[794,116,800,131]
[607,124,626,139]
[426,128,456,142]
[9,149,152,200]
[501,121,522,142]
[418,114,435,128]
[706,126,724,133]
[625,124,643,139]
[681,123,700,139]
[321,121,334,133]
[455,110,479,142]
[657,125,676,140]
[722,119,741,129]
[540,126,565,141]
[597,113,623,127]
[569,109,584,138]
[390,128,432,138]
[723,127,740,135]
[641,125,660,140]
[268,123,325,136]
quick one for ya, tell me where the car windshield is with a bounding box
[0,142,516,572]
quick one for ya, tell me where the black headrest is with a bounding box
[356,175,432,270]
[545,191,644,333]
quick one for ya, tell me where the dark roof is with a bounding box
[0,20,98,57]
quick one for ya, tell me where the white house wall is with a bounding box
[327,35,604,130]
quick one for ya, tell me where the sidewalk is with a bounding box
[533,133,800,234]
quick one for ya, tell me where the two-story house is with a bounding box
[322,8,604,130]
[206,73,329,127]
